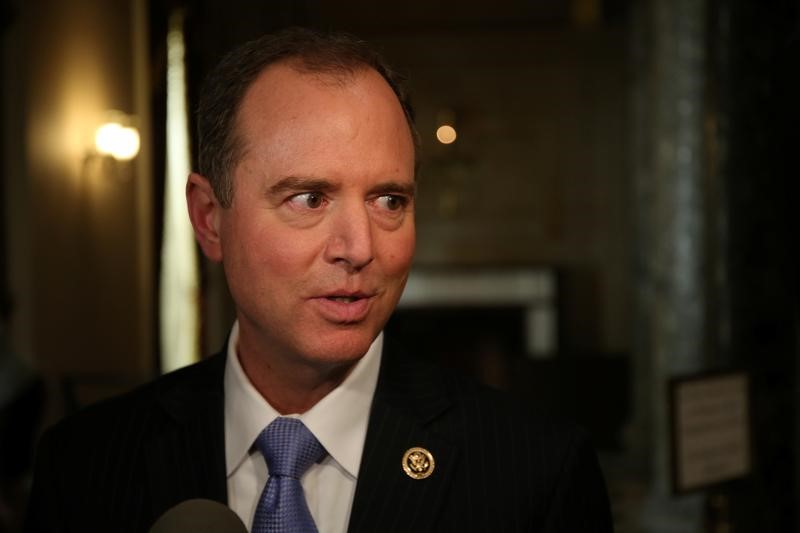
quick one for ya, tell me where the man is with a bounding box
[26,28,612,532]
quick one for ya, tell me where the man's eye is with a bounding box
[288,192,325,209]
[376,195,408,211]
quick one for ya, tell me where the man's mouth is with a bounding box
[327,296,361,303]
[314,292,374,322]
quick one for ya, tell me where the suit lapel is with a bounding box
[348,344,459,533]
[145,353,229,519]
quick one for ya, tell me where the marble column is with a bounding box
[631,0,708,530]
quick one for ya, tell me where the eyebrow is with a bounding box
[367,181,417,198]
[268,176,416,197]
[267,176,338,196]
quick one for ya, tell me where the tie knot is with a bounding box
[256,418,326,479]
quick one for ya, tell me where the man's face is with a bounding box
[216,64,415,370]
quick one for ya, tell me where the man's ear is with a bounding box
[186,172,224,262]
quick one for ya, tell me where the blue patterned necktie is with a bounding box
[252,417,327,533]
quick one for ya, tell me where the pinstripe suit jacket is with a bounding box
[26,342,612,532]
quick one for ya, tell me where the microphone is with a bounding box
[149,499,247,532]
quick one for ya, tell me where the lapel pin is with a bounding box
[402,446,435,480]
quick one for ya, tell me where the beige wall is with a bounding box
[6,0,153,385]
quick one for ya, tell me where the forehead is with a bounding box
[232,63,415,178]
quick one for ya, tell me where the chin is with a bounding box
[303,327,378,367]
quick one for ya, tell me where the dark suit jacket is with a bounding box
[25,343,613,532]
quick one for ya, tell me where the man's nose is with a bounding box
[324,201,374,272]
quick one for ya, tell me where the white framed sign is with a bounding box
[670,371,751,493]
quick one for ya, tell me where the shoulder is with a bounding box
[39,352,226,452]
[379,342,597,471]
[443,366,594,465]
[381,341,586,441]
[25,353,228,531]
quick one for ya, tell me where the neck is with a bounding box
[236,328,358,415]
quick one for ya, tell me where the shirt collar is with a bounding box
[224,321,382,479]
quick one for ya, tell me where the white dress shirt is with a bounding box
[224,321,382,533]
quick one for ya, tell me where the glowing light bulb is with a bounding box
[95,122,140,161]
[436,124,457,145]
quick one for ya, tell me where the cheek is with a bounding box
[222,215,321,280]
[379,227,416,275]
[249,231,321,279]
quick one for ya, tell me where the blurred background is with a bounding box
[0,0,797,531]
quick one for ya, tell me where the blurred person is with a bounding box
[1,295,44,533]
[25,28,612,532]
[0,295,31,412]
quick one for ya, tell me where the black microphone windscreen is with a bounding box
[149,499,247,533]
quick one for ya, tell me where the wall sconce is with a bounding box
[82,110,140,182]
[94,111,140,161]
